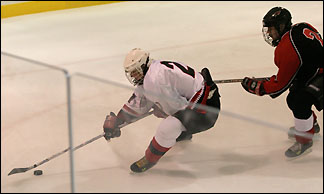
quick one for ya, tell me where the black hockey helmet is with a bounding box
[262,7,292,46]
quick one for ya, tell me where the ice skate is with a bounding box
[176,131,192,142]
[288,121,320,140]
[285,140,313,158]
[130,156,156,173]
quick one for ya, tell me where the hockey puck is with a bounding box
[33,170,43,176]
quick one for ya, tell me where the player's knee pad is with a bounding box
[155,116,184,148]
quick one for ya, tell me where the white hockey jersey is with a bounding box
[122,60,204,116]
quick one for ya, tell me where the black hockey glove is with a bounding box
[103,112,121,141]
[241,77,266,96]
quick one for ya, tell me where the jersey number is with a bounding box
[160,61,195,78]
[303,28,323,47]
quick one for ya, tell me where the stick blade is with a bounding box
[8,167,30,176]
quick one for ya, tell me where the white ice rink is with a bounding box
[1,1,323,193]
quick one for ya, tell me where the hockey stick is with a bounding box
[214,77,270,84]
[8,110,154,176]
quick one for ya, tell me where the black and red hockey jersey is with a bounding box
[263,22,323,98]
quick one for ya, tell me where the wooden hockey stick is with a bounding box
[8,110,154,176]
[213,77,270,84]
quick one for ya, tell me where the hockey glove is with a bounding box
[241,77,266,96]
[103,112,121,141]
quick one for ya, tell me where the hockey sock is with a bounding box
[294,113,315,144]
[295,128,315,144]
[145,137,170,163]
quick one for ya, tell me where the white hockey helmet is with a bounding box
[123,48,151,85]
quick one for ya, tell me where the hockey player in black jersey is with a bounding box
[241,7,323,158]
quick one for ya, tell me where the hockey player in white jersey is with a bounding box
[103,48,221,173]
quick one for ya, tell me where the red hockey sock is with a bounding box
[295,127,315,144]
[145,137,170,163]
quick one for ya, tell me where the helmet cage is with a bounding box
[262,7,292,47]
[125,57,149,86]
[262,25,275,46]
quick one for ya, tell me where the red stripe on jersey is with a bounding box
[201,85,210,105]
[188,83,212,114]
[302,22,319,33]
[196,84,210,114]
[188,88,202,109]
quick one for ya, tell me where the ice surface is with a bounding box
[1,1,323,193]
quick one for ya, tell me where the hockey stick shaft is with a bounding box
[213,77,270,84]
[8,110,154,176]
[7,76,268,175]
